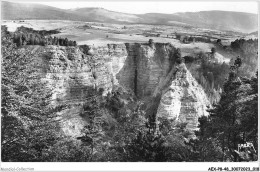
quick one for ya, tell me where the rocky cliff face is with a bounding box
[39,42,210,136]
[156,63,210,130]
[39,44,128,137]
[40,43,177,103]
[117,43,176,98]
[41,44,128,106]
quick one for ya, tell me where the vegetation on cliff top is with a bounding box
[1,28,66,161]
[1,26,258,162]
[2,25,77,47]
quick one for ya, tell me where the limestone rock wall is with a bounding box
[156,63,211,130]
[117,43,175,98]
[39,44,128,137]
[41,43,177,104]
[39,43,210,135]
[43,46,93,105]
[40,44,127,105]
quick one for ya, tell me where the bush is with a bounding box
[211,47,216,54]
[149,39,154,45]
[183,56,195,63]
[10,26,77,47]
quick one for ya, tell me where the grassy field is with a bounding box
[3,20,239,62]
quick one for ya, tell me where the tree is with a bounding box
[148,39,154,45]
[234,56,242,68]
[238,72,258,152]
[1,31,64,161]
[123,114,197,162]
[187,116,223,162]
[78,92,103,149]
[217,39,222,45]
[7,26,78,47]
[193,71,258,162]
[183,56,195,63]
[211,47,216,54]
[29,34,35,45]
[175,48,182,59]
[64,38,68,46]
[1,25,9,36]
[124,129,170,162]
[34,35,40,45]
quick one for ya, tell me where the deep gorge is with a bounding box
[38,42,211,137]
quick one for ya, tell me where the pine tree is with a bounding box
[64,38,68,46]
[124,128,169,162]
[76,88,107,161]
[1,31,64,161]
[193,71,258,162]
[238,72,258,153]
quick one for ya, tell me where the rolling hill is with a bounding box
[172,11,258,33]
[1,1,258,33]
[70,7,141,23]
[1,1,87,21]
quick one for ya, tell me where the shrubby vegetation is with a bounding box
[0,32,200,161]
[198,59,230,90]
[176,34,211,43]
[186,54,230,103]
[16,26,60,35]
[1,28,66,161]
[183,56,195,63]
[1,26,257,162]
[2,25,77,47]
[190,71,258,161]
[184,37,258,103]
[231,39,258,51]
[230,39,258,78]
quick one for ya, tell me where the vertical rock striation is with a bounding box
[38,42,211,136]
[116,43,175,98]
[156,63,211,130]
[39,44,128,137]
[41,44,128,105]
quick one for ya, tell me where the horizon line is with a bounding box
[3,1,258,15]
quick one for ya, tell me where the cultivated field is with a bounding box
[3,20,243,62]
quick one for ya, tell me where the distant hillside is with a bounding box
[1,1,85,21]
[248,31,258,36]
[1,1,258,33]
[70,8,141,23]
[172,11,258,33]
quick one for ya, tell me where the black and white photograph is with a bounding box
[0,0,259,171]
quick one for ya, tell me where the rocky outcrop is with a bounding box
[38,42,210,136]
[41,44,128,106]
[41,43,179,104]
[39,44,128,137]
[117,43,176,98]
[156,63,210,130]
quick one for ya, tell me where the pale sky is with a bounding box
[19,1,258,14]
